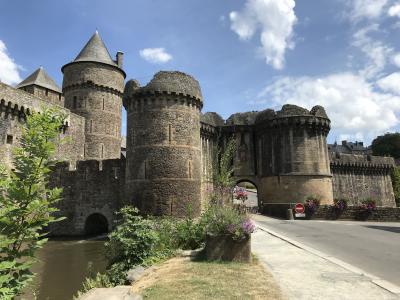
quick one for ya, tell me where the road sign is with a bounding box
[295,203,305,214]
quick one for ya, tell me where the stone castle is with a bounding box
[0,32,396,235]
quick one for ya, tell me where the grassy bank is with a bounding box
[131,255,285,300]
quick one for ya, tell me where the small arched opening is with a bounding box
[234,180,259,211]
[84,213,109,236]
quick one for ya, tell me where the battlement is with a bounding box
[329,152,395,172]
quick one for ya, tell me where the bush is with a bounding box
[304,196,321,218]
[201,205,256,240]
[105,207,160,285]
[331,198,348,218]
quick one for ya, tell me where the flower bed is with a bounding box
[203,205,256,262]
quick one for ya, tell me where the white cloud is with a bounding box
[346,0,389,22]
[377,72,400,94]
[352,24,392,79]
[229,0,297,70]
[255,73,400,142]
[394,53,400,67]
[0,40,22,85]
[388,3,400,17]
[139,48,172,64]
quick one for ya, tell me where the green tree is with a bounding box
[211,136,236,206]
[392,167,400,207]
[0,108,65,299]
[371,133,400,159]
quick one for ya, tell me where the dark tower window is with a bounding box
[73,96,77,109]
[101,144,104,159]
[102,98,105,110]
[45,89,49,96]
[59,94,62,101]
[6,135,13,144]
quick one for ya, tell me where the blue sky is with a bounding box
[1,0,400,144]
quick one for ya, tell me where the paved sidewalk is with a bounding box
[252,220,400,300]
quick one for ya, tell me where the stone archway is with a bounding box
[84,213,109,236]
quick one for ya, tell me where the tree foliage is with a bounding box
[371,133,400,159]
[0,108,65,299]
[392,167,400,207]
[211,136,236,205]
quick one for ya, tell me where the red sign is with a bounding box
[295,203,305,214]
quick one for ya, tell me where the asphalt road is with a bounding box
[255,214,400,287]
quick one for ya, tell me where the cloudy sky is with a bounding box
[1,0,400,144]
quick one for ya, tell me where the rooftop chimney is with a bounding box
[116,51,124,69]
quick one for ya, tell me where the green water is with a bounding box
[22,238,107,300]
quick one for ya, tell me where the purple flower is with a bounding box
[241,219,256,234]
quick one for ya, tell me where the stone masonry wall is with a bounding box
[330,152,396,207]
[0,82,85,169]
[49,159,125,236]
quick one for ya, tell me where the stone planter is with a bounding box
[205,233,251,263]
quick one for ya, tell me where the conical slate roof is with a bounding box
[72,31,117,67]
[16,67,61,93]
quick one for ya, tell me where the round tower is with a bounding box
[123,71,203,217]
[255,104,333,205]
[62,31,125,160]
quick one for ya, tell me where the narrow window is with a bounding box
[73,96,77,109]
[131,129,135,145]
[168,124,172,144]
[45,89,49,96]
[102,98,105,110]
[100,144,104,159]
[6,135,13,144]
[84,144,87,157]
[59,94,61,101]
[188,160,192,178]
[90,120,93,133]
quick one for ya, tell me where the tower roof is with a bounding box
[72,31,118,67]
[16,67,61,93]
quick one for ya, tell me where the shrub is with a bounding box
[304,196,321,217]
[105,207,159,285]
[201,205,256,240]
[331,198,348,218]
[360,199,377,213]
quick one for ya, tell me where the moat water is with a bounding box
[23,238,107,300]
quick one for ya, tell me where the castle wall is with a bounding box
[330,153,396,207]
[21,85,64,106]
[62,62,124,160]
[0,82,85,169]
[200,122,217,209]
[49,159,125,236]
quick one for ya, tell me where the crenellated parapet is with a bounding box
[200,121,218,139]
[255,104,331,136]
[330,152,394,175]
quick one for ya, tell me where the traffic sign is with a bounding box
[295,203,305,214]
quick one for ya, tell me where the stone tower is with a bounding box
[255,104,333,205]
[61,31,125,160]
[16,67,64,106]
[123,71,203,217]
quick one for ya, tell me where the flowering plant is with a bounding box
[304,196,320,216]
[203,205,255,240]
[233,186,248,202]
[333,198,347,212]
[360,199,376,213]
